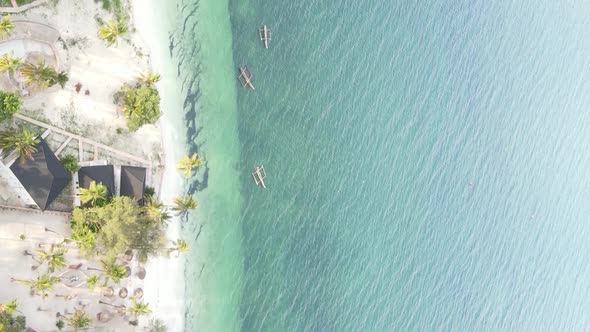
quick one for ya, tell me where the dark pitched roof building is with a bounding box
[78,165,115,197]
[10,138,70,211]
[120,165,146,206]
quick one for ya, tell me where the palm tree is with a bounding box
[71,224,97,254]
[55,71,68,88]
[0,299,17,314]
[34,244,67,273]
[85,274,99,291]
[19,59,58,88]
[143,196,172,226]
[79,181,108,207]
[58,309,92,332]
[98,19,127,47]
[138,70,160,86]
[128,297,151,318]
[168,239,189,256]
[0,15,14,40]
[149,319,167,332]
[0,51,22,75]
[87,260,126,285]
[0,126,40,164]
[11,273,60,298]
[176,153,203,177]
[172,194,198,215]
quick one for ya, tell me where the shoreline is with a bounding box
[131,1,187,330]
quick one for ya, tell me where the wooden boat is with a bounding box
[259,25,271,49]
[252,165,267,188]
[238,65,255,90]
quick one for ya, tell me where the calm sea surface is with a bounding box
[174,0,590,330]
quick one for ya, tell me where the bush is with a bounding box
[61,154,80,173]
[116,83,161,131]
[0,90,21,122]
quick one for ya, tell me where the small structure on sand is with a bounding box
[9,138,70,211]
[119,166,146,206]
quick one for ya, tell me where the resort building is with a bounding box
[120,165,147,206]
[78,164,116,197]
[8,138,71,211]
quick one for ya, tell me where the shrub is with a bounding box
[60,154,80,173]
[0,90,21,122]
[116,83,161,131]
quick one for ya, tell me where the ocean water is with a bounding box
[173,0,590,330]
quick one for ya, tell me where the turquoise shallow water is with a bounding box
[175,0,590,330]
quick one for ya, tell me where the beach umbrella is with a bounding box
[97,311,112,322]
[123,249,134,261]
[119,287,128,299]
[133,288,143,300]
[101,287,114,298]
[135,266,146,280]
[124,266,131,277]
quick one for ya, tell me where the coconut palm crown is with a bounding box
[79,181,108,207]
[176,153,203,177]
[0,15,14,40]
[63,309,92,332]
[98,19,128,47]
[11,273,60,298]
[172,194,198,215]
[0,299,17,314]
[0,126,40,164]
[20,59,58,88]
[128,297,151,318]
[0,51,23,74]
[34,244,67,273]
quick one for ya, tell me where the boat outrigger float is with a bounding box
[259,24,271,49]
[252,165,267,188]
[238,65,255,90]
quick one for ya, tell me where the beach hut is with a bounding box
[9,138,70,211]
[78,165,115,197]
[119,165,146,206]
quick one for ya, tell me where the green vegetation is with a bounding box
[172,194,198,215]
[11,273,60,298]
[55,319,65,330]
[79,181,108,207]
[97,259,126,285]
[0,310,26,332]
[94,0,125,19]
[70,223,97,256]
[85,273,99,291]
[114,82,160,131]
[0,300,17,315]
[60,154,80,173]
[0,90,21,122]
[34,244,67,273]
[20,59,68,89]
[149,319,168,332]
[0,126,39,164]
[0,15,14,40]
[128,297,151,318]
[0,52,23,75]
[59,309,92,332]
[98,19,127,47]
[177,153,203,177]
[169,239,189,255]
[70,196,167,261]
[138,70,160,86]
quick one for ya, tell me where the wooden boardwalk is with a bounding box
[14,113,151,166]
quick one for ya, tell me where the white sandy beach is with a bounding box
[132,0,187,331]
